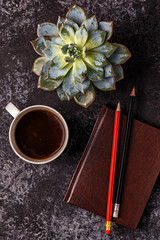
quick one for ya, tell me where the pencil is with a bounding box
[106,102,121,234]
[113,87,136,218]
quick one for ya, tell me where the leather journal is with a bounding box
[63,105,160,229]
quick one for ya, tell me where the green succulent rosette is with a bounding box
[31,5,131,108]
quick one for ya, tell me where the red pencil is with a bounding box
[106,102,121,234]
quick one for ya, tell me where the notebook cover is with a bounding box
[63,105,160,229]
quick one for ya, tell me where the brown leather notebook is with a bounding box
[63,105,160,229]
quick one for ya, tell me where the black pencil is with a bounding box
[113,87,136,218]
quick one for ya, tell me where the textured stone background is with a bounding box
[1,0,160,239]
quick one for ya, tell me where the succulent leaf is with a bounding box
[108,43,131,65]
[81,15,98,33]
[31,37,47,56]
[37,22,59,37]
[57,85,68,101]
[85,30,106,50]
[86,62,104,81]
[43,44,62,60]
[41,60,51,77]
[66,5,87,26]
[57,16,79,31]
[45,36,65,46]
[98,21,113,40]
[74,78,90,94]
[112,64,124,81]
[82,46,87,58]
[51,55,68,69]
[61,44,69,54]
[32,57,48,76]
[63,69,79,99]
[73,59,87,83]
[48,63,72,80]
[104,63,115,78]
[65,18,79,31]
[75,25,88,47]
[92,41,117,58]
[84,52,107,68]
[37,60,63,90]
[38,76,63,90]
[64,56,74,63]
[74,83,95,108]
[93,77,115,91]
[57,16,64,31]
[60,24,75,44]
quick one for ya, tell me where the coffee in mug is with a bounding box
[5,103,69,164]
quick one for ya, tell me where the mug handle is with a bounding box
[5,102,20,118]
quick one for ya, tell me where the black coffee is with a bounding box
[15,110,65,159]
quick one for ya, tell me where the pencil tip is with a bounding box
[130,87,135,96]
[116,101,121,111]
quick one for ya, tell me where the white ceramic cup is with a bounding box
[5,102,69,164]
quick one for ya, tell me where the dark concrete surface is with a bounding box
[1,0,160,239]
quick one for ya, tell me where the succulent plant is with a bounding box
[31,5,131,108]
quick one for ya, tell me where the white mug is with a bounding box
[5,102,69,164]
